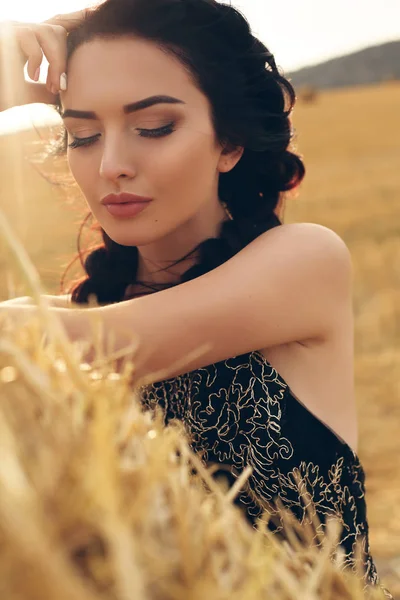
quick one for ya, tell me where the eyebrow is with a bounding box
[60,94,186,120]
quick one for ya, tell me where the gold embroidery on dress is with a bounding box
[139,350,393,599]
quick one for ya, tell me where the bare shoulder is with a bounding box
[257,221,352,285]
[263,221,350,254]
[99,222,353,379]
[250,221,353,339]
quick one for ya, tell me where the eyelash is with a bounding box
[67,121,176,149]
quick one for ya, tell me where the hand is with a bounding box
[41,8,96,93]
[0,301,95,364]
[0,8,94,108]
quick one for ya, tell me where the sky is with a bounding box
[0,0,399,133]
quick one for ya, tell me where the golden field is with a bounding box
[287,82,400,594]
[0,81,399,595]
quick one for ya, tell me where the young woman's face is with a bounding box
[61,37,237,247]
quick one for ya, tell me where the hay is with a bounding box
[0,211,390,599]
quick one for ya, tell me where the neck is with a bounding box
[136,199,230,286]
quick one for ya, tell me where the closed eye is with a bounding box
[68,133,101,149]
[68,122,176,149]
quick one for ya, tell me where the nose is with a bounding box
[99,134,137,182]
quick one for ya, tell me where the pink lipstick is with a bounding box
[101,193,153,218]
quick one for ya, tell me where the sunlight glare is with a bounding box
[0,1,95,23]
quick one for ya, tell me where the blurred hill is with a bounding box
[287,40,400,90]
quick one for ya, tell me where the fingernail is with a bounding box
[34,67,40,82]
[60,73,67,91]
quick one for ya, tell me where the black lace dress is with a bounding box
[139,350,393,599]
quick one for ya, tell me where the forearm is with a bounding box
[0,80,58,113]
[0,294,72,308]
[0,30,26,111]
[0,301,130,374]
[0,296,34,307]
[0,303,94,361]
[0,31,57,112]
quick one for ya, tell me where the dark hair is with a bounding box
[55,0,305,306]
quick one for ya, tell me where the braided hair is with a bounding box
[54,0,305,305]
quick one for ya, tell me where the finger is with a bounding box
[14,26,44,81]
[0,21,29,64]
[46,24,68,91]
[45,67,61,97]
[33,24,67,92]
[44,8,94,32]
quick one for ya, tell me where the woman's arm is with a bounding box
[39,294,72,308]
[0,294,72,308]
[94,223,353,384]
[0,296,33,307]
[0,224,351,381]
[0,10,92,112]
[2,81,59,112]
[0,22,59,112]
[0,223,353,383]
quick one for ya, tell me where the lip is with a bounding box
[101,192,153,205]
[103,200,151,219]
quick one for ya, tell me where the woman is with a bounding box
[0,1,392,596]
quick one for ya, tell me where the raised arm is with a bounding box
[0,10,93,112]
[0,21,60,111]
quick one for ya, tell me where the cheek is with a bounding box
[67,152,95,194]
[67,151,79,180]
[153,133,217,192]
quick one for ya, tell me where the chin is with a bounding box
[103,227,162,247]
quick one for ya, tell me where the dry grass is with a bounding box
[0,80,399,596]
[285,81,400,594]
[0,276,390,600]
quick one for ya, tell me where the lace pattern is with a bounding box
[139,350,393,599]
